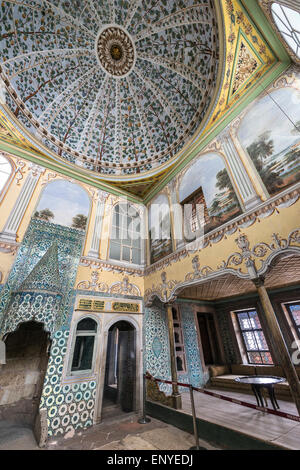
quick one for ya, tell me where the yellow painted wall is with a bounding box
[0,153,144,295]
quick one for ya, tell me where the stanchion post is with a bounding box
[138,373,151,425]
[189,385,200,450]
[189,385,206,451]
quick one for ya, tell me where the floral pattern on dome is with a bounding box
[0,0,219,175]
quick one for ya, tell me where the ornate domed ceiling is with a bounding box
[0,0,219,176]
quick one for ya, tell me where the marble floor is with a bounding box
[0,415,219,451]
[181,387,300,450]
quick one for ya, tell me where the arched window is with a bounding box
[271,3,300,59]
[109,203,141,265]
[0,155,12,197]
[71,318,97,374]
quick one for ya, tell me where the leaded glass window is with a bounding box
[271,3,300,59]
[285,302,300,339]
[236,309,273,365]
[71,318,97,373]
[109,203,141,265]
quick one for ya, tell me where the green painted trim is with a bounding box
[0,141,143,204]
[241,0,291,63]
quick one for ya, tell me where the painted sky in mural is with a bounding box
[180,154,225,205]
[35,181,90,228]
[179,153,241,232]
[238,85,300,195]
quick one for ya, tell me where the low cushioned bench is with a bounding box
[208,364,300,401]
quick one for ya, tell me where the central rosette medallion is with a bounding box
[96,25,136,77]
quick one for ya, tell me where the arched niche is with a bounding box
[148,194,172,264]
[33,179,91,231]
[179,153,242,234]
[238,86,300,196]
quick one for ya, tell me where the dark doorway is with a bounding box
[197,313,220,366]
[0,321,50,427]
[102,321,136,419]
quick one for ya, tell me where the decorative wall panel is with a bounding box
[180,304,207,387]
[144,301,172,394]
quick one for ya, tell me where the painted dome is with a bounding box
[0,0,219,176]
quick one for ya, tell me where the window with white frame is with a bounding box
[271,3,300,59]
[109,203,141,265]
[235,309,274,365]
[71,318,97,373]
[0,155,12,195]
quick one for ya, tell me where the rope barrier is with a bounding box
[145,374,300,423]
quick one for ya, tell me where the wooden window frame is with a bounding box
[235,308,274,365]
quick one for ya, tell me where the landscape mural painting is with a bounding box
[238,84,300,195]
[179,153,242,234]
[149,194,173,264]
[34,180,90,230]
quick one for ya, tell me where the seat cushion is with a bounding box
[208,365,230,377]
[231,364,256,376]
[255,365,285,377]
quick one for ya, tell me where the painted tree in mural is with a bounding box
[34,209,54,222]
[246,131,283,194]
[215,168,237,210]
[72,214,87,230]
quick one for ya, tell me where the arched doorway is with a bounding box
[102,321,136,419]
[0,322,50,429]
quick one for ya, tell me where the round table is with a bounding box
[234,375,286,410]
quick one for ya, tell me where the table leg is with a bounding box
[268,386,280,410]
[252,385,264,407]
